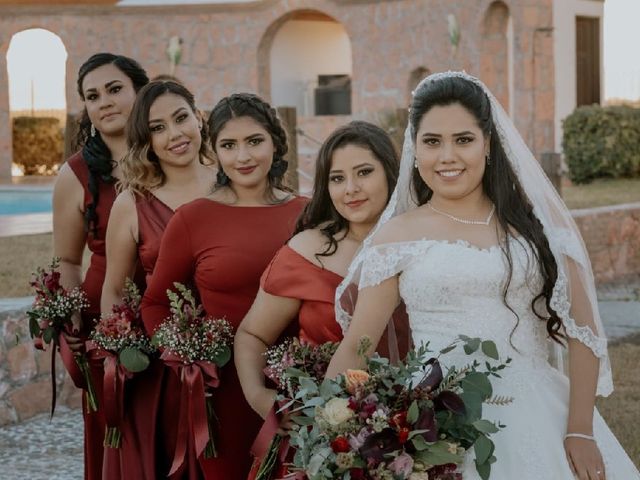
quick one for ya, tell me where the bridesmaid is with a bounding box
[141,93,307,479]
[52,52,148,480]
[234,121,405,477]
[100,80,215,479]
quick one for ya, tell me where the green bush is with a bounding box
[562,105,640,184]
[12,116,64,175]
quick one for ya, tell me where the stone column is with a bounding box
[0,38,12,181]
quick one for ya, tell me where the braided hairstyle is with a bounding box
[74,53,149,234]
[207,93,289,203]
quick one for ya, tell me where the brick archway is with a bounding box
[480,1,511,111]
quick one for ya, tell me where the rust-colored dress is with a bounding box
[141,197,307,479]
[101,193,174,480]
[248,244,411,480]
[67,152,117,480]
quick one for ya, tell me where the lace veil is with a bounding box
[335,71,613,396]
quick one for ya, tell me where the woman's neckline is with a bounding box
[283,244,345,280]
[371,236,524,254]
[202,195,299,208]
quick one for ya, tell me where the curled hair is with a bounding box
[120,80,212,195]
[74,53,149,234]
[293,121,400,256]
[409,76,563,344]
[207,93,289,203]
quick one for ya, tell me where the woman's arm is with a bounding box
[101,191,139,314]
[52,164,87,337]
[235,289,301,419]
[563,260,606,479]
[140,211,195,334]
[325,275,400,379]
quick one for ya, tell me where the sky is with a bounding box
[5,0,640,110]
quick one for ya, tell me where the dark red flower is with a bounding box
[331,436,350,453]
[349,468,366,479]
[43,271,61,292]
[390,411,408,429]
[415,407,438,442]
[358,428,401,464]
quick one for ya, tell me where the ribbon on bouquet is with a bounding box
[162,351,220,476]
[86,342,132,430]
[248,402,294,480]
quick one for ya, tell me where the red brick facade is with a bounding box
[0,0,555,179]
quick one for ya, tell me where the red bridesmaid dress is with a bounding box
[141,196,307,479]
[101,193,174,480]
[248,244,411,479]
[67,152,117,480]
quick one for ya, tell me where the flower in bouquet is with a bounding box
[252,338,340,480]
[286,336,513,480]
[152,283,233,474]
[27,257,96,415]
[89,279,155,447]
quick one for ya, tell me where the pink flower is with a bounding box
[389,452,414,478]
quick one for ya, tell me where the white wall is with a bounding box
[270,20,352,115]
[553,0,604,152]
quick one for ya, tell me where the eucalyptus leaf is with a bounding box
[461,371,493,399]
[119,347,150,373]
[414,441,464,465]
[463,337,481,355]
[211,346,231,367]
[42,326,55,344]
[475,458,491,480]
[407,400,419,424]
[481,340,499,360]
[474,434,494,465]
[472,419,499,434]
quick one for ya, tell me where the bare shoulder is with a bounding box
[112,190,137,216]
[287,228,329,265]
[54,162,83,192]
[371,212,417,245]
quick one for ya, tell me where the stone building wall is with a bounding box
[0,0,555,179]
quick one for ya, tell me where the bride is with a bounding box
[325,72,639,479]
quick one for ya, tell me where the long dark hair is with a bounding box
[409,75,563,344]
[293,121,400,257]
[75,53,149,234]
[207,93,289,204]
[121,80,212,194]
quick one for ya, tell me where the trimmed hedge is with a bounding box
[562,105,640,184]
[12,116,64,175]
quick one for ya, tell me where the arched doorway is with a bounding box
[480,1,513,114]
[258,10,353,116]
[6,28,68,176]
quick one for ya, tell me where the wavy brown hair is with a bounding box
[293,121,400,256]
[120,80,212,195]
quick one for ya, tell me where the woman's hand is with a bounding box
[62,311,84,353]
[564,436,606,480]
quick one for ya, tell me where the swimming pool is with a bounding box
[0,188,53,216]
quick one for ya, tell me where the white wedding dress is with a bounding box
[361,237,640,480]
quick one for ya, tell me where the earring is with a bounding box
[90,124,96,138]
[414,160,418,169]
[216,168,230,186]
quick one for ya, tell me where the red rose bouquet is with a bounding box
[27,257,96,415]
[88,279,155,447]
[152,282,233,475]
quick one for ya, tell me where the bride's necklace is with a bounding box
[427,202,496,226]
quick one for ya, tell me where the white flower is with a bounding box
[321,397,354,426]
[409,472,430,480]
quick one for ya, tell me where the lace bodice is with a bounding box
[361,238,553,373]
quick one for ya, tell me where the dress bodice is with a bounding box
[362,238,551,377]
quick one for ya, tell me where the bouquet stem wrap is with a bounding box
[162,351,220,476]
[87,341,132,447]
[249,403,293,480]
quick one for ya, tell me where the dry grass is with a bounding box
[597,336,640,468]
[563,178,640,210]
[0,233,53,297]
[0,234,638,467]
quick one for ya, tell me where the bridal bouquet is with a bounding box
[27,258,96,415]
[88,279,155,447]
[251,339,339,480]
[285,336,512,480]
[152,282,233,474]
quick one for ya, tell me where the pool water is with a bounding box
[0,189,52,215]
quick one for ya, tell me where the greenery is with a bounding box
[562,105,640,184]
[12,117,64,175]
